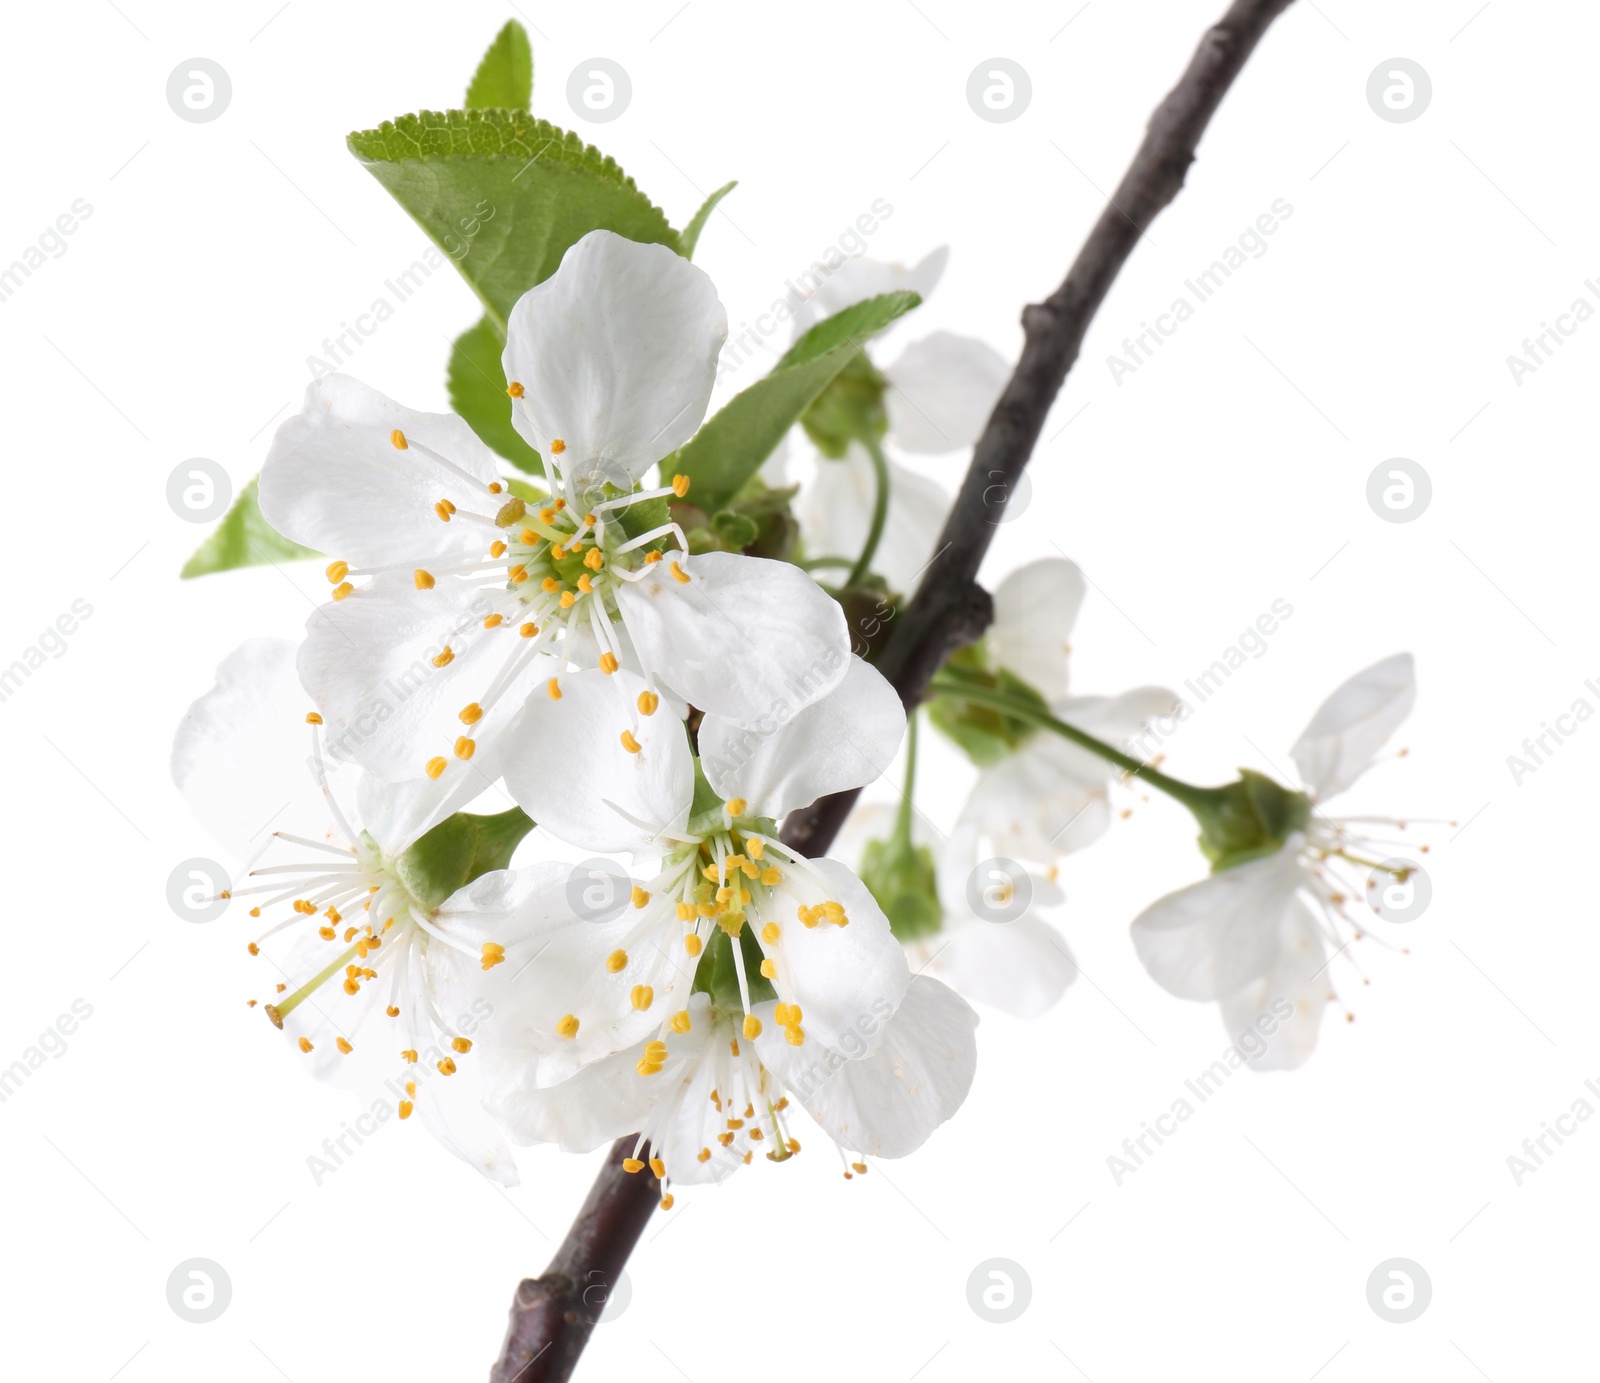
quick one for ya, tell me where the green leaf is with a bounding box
[180,477,318,579]
[447,315,544,473]
[925,648,1051,767]
[348,109,678,329]
[677,180,736,258]
[666,291,921,514]
[465,21,533,109]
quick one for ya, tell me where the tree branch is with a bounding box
[487,1138,659,1383]
[488,3,1296,1377]
[782,0,1297,856]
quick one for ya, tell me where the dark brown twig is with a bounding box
[488,4,1296,1377]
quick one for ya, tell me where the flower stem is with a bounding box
[894,710,919,844]
[925,674,1221,813]
[845,436,892,588]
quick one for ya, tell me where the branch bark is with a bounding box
[488,3,1296,1378]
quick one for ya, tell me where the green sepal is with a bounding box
[180,477,318,579]
[691,925,777,1009]
[799,349,888,458]
[394,807,536,912]
[926,646,1051,767]
[860,836,943,942]
[676,481,800,560]
[1192,770,1312,872]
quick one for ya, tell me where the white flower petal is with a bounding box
[699,657,904,820]
[1290,653,1417,799]
[756,976,977,1158]
[297,574,548,786]
[502,230,726,490]
[258,374,501,567]
[989,559,1086,699]
[482,1041,648,1152]
[924,917,1077,1020]
[1129,847,1301,1001]
[762,857,910,1053]
[956,749,1111,866]
[616,550,848,725]
[500,666,693,855]
[1217,898,1332,1071]
[883,331,1009,453]
[172,639,342,859]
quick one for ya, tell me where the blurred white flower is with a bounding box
[1130,653,1418,1069]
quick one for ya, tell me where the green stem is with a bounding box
[894,710,919,844]
[925,674,1221,813]
[845,435,892,588]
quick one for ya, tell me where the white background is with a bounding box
[1,1,1594,1379]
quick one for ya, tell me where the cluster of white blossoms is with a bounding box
[173,231,979,1196]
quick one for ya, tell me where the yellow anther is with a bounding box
[554,498,566,510]
[452,1037,473,1054]
[684,932,703,957]
[761,923,781,945]
[454,736,476,760]
[506,381,525,398]
[434,502,453,522]
[660,1193,675,1210]
[760,866,782,886]
[550,438,566,454]
[481,942,505,970]
[669,1010,692,1034]
[336,1037,353,1054]
[622,1158,645,1173]
[489,481,503,494]
[490,540,507,558]
[459,703,483,725]
[670,560,690,584]
[676,901,696,922]
[637,690,660,716]
[630,985,654,1011]
[547,678,563,700]
[539,508,556,523]
[697,1147,712,1162]
[331,581,354,601]
[508,564,528,583]
[298,1036,314,1053]
[599,651,619,674]
[606,949,628,974]
[726,798,747,818]
[577,574,594,594]
[559,591,575,608]
[520,621,538,637]
[325,560,349,583]
[702,864,721,883]
[398,1100,413,1119]
[390,429,408,450]
[649,1157,666,1178]
[645,550,663,564]
[556,1014,580,1039]
[247,940,260,953]
[621,730,642,754]
[432,646,455,668]
[785,1025,805,1046]
[414,569,435,590]
[746,838,765,860]
[437,1057,457,1076]
[672,473,691,497]
[425,757,447,780]
[305,711,323,725]
[743,1014,762,1039]
[584,547,604,571]
[631,885,650,909]
[636,1059,664,1076]
[759,958,777,979]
